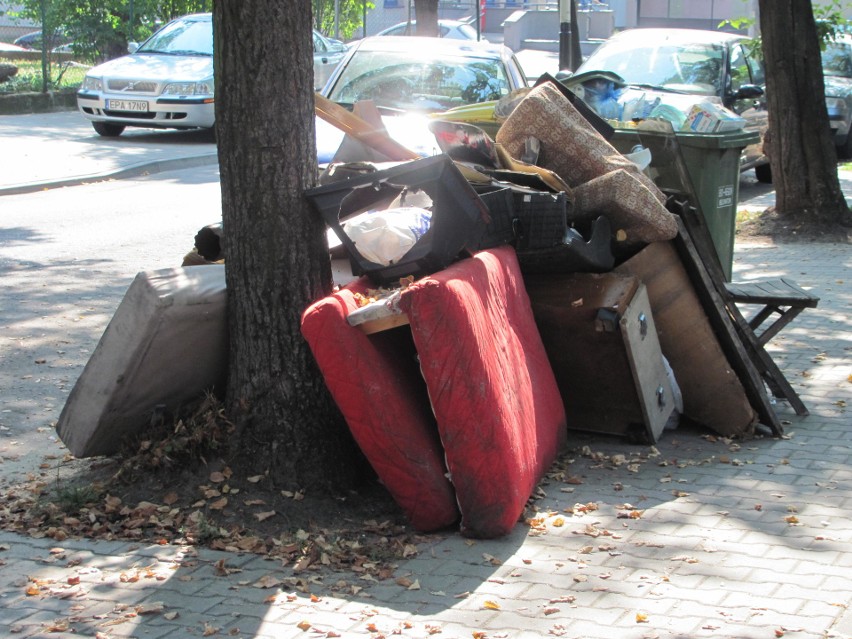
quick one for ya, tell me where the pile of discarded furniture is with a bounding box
[54,77,818,539]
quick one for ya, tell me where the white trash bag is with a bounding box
[343,206,432,266]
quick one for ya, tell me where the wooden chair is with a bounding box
[724,279,820,347]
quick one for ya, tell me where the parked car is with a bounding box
[570,28,772,182]
[77,13,347,137]
[13,29,72,51]
[821,34,852,158]
[0,41,27,52]
[375,19,480,40]
[316,35,528,163]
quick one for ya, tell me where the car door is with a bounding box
[313,31,347,91]
[725,41,768,168]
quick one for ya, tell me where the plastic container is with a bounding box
[611,127,759,280]
[305,154,491,285]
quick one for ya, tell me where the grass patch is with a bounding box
[0,57,89,94]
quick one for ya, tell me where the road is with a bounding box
[0,160,222,487]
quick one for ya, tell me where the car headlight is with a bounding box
[825,97,848,118]
[81,76,102,91]
[162,80,214,96]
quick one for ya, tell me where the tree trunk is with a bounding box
[213,1,362,491]
[414,0,439,37]
[758,0,852,231]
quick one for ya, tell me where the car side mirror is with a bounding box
[128,42,139,54]
[732,84,764,101]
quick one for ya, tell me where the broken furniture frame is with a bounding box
[635,122,816,429]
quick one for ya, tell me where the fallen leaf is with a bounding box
[253,575,283,589]
[247,475,264,483]
[297,620,312,631]
[209,471,226,483]
[483,553,502,566]
[636,612,649,623]
[253,510,276,522]
[209,497,228,510]
[483,600,501,610]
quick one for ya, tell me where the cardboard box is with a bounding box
[682,101,746,133]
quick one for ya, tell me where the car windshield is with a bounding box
[327,50,512,112]
[582,40,725,96]
[823,41,852,78]
[138,17,212,56]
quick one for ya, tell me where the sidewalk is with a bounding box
[0,110,217,195]
[1,113,852,639]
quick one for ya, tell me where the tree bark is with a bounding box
[414,0,440,37]
[213,1,362,491]
[758,0,852,230]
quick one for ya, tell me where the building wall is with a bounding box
[0,1,38,44]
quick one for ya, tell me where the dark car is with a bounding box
[13,29,71,51]
[821,34,852,158]
[571,28,771,182]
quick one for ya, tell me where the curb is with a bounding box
[0,152,219,196]
[0,90,77,115]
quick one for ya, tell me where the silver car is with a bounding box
[572,28,771,181]
[822,34,852,158]
[77,13,347,137]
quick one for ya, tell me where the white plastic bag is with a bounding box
[343,206,432,266]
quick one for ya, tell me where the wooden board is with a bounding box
[616,241,758,437]
[525,272,674,443]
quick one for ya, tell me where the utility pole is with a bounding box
[559,0,573,72]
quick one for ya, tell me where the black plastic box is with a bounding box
[512,190,568,250]
[305,155,491,286]
[473,186,517,250]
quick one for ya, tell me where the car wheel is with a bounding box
[92,122,125,137]
[839,132,852,160]
[754,163,772,184]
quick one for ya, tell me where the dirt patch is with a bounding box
[737,206,852,243]
[0,396,424,585]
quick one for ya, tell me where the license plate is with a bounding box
[106,99,148,112]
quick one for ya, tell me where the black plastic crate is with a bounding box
[305,155,491,286]
[472,186,516,250]
[512,190,568,250]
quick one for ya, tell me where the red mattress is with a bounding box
[397,246,566,538]
[301,246,566,538]
[300,280,460,533]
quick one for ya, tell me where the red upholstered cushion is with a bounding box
[398,246,567,538]
[300,279,459,533]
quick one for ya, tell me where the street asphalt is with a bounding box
[1,100,851,639]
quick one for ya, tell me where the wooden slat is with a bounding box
[314,94,421,162]
[725,279,819,307]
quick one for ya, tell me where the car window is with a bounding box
[314,32,327,53]
[138,17,212,56]
[328,51,512,111]
[823,41,852,78]
[582,39,724,96]
[729,45,751,91]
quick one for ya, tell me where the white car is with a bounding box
[375,19,480,40]
[77,12,347,137]
[316,36,527,164]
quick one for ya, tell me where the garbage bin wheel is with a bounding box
[754,162,772,184]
